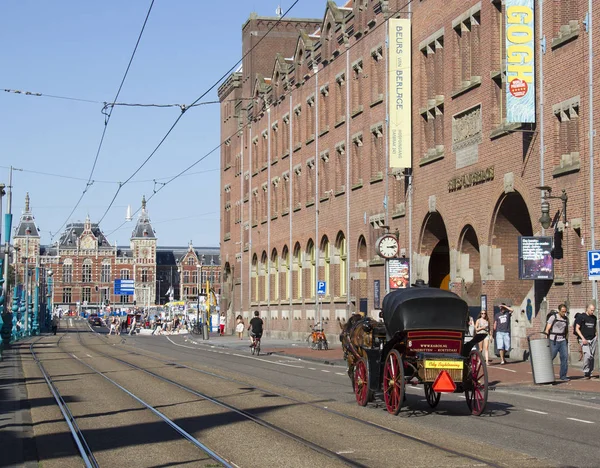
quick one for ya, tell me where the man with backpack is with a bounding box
[575,302,597,380]
[544,304,569,381]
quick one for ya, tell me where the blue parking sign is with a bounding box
[587,250,600,281]
[317,281,326,295]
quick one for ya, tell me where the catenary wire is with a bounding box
[94,0,301,226]
[105,0,416,239]
[51,0,155,241]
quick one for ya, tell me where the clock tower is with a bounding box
[131,195,157,307]
[13,193,41,285]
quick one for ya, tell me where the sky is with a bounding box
[1,0,328,248]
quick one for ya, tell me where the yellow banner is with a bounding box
[425,360,464,370]
[388,18,412,169]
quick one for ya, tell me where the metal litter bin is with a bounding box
[528,333,555,384]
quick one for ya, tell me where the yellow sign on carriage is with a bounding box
[425,360,464,370]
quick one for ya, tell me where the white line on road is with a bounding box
[232,353,304,368]
[336,451,354,454]
[86,354,93,358]
[308,368,316,370]
[166,336,202,350]
[492,366,517,373]
[321,370,331,373]
[335,372,346,376]
[524,409,548,415]
[566,417,595,424]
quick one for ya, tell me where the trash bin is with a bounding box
[528,333,555,384]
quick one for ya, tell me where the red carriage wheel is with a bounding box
[424,383,441,408]
[353,358,372,406]
[465,349,488,416]
[383,349,405,415]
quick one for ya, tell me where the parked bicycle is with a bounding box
[306,323,329,350]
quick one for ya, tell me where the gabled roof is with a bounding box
[58,222,111,248]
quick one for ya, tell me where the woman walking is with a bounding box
[235,315,244,339]
[475,310,491,364]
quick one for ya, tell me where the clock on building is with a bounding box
[376,234,399,259]
[140,247,151,259]
[80,236,95,250]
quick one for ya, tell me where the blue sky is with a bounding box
[1,0,327,248]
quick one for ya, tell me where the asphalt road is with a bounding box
[19,320,600,467]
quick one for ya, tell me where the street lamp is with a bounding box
[537,186,568,229]
[46,269,53,331]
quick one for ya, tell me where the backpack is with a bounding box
[572,312,583,338]
[545,311,568,340]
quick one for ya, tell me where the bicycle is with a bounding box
[250,335,261,356]
[306,323,329,350]
[190,323,202,335]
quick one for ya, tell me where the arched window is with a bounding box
[82,259,92,283]
[307,240,316,298]
[321,236,330,296]
[62,258,73,283]
[101,259,111,283]
[271,249,279,302]
[337,232,347,297]
[252,254,259,302]
[282,246,290,300]
[294,243,302,300]
[261,251,268,302]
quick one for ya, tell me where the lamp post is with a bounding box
[196,263,201,332]
[47,269,53,331]
[537,187,568,229]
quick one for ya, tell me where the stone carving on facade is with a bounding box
[452,105,482,153]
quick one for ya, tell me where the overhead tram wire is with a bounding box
[50,0,155,241]
[95,0,301,225]
[102,0,415,237]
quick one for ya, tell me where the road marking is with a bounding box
[495,389,600,411]
[232,353,304,368]
[69,319,73,327]
[336,450,354,455]
[86,354,93,358]
[567,417,594,424]
[335,372,346,376]
[492,366,517,373]
[524,409,548,415]
[321,370,331,373]
[165,336,202,350]
[308,368,316,370]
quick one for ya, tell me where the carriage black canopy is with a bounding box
[381,287,469,335]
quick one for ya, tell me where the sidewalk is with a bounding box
[189,332,600,394]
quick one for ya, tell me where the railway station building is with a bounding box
[219,0,600,360]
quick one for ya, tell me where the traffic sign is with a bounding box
[317,281,326,295]
[114,279,134,295]
[588,250,600,280]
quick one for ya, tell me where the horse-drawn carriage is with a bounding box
[340,287,488,415]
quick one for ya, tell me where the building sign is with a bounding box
[448,166,495,192]
[518,236,553,280]
[374,280,381,309]
[389,18,412,168]
[388,258,410,289]
[506,0,535,123]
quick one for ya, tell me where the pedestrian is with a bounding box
[129,315,137,335]
[108,317,116,336]
[152,316,162,335]
[51,314,59,335]
[575,302,597,379]
[475,310,491,364]
[493,303,513,365]
[544,304,569,381]
[219,313,226,336]
[235,315,244,339]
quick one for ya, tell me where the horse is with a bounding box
[339,313,386,382]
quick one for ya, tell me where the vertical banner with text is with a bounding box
[389,18,412,168]
[505,0,535,123]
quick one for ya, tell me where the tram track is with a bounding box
[30,329,233,467]
[78,322,513,467]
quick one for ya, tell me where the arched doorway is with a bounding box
[457,224,481,304]
[420,212,450,289]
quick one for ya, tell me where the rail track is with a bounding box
[78,320,506,468]
[30,330,233,467]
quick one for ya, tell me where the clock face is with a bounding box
[80,236,95,250]
[140,247,151,259]
[377,235,399,259]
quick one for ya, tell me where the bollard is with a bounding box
[528,332,555,384]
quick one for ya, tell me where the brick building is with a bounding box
[219,0,600,360]
[13,195,220,313]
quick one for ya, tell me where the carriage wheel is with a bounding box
[353,359,372,406]
[424,384,441,408]
[465,349,488,416]
[383,349,405,415]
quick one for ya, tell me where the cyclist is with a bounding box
[248,310,264,348]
